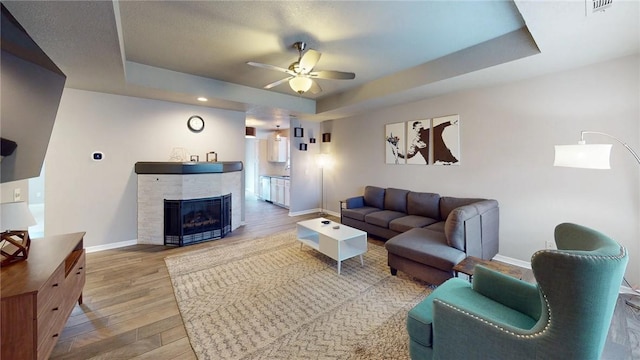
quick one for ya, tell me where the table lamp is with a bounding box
[0,201,36,266]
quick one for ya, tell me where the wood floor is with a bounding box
[50,195,640,359]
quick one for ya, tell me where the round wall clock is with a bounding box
[187,115,204,132]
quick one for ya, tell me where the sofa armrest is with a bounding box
[444,200,499,258]
[472,265,541,320]
[345,196,364,209]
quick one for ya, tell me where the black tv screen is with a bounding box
[1,3,66,183]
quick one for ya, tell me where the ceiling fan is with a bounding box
[247,41,356,95]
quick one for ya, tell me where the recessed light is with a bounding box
[197,97,208,102]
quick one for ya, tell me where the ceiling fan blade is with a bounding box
[309,80,322,95]
[247,62,296,76]
[264,76,294,89]
[298,49,321,74]
[310,70,356,80]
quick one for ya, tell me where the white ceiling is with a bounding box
[3,1,639,131]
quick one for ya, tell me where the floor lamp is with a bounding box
[554,130,640,310]
[316,154,331,216]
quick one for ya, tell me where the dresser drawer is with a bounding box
[36,263,64,319]
[64,250,85,308]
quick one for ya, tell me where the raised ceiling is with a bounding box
[3,1,639,130]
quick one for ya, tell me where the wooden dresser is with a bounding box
[1,232,86,360]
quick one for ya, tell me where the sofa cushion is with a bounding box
[407,192,441,220]
[364,186,385,209]
[385,228,466,272]
[365,210,405,228]
[425,221,445,233]
[389,215,439,233]
[439,197,484,219]
[384,188,409,212]
[341,207,382,222]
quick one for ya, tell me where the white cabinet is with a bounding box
[272,178,285,206]
[284,179,290,207]
[259,176,271,201]
[267,136,288,162]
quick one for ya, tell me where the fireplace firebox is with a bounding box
[164,194,231,246]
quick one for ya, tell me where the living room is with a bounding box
[1,1,638,359]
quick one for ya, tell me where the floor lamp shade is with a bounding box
[554,144,612,169]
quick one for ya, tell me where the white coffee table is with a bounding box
[296,218,367,274]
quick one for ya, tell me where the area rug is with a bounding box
[164,230,433,359]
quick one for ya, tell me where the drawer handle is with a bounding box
[76,271,82,275]
[52,334,59,338]
[52,283,59,287]
[52,307,59,311]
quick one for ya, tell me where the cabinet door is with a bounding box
[270,180,277,202]
[284,180,290,207]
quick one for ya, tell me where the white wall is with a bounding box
[45,89,245,247]
[323,55,640,284]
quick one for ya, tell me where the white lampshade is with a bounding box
[554,144,612,169]
[316,153,333,169]
[1,201,36,231]
[289,76,313,94]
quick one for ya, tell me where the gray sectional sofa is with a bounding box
[341,186,499,285]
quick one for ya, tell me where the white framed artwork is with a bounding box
[385,122,406,164]
[432,115,460,165]
[405,119,430,165]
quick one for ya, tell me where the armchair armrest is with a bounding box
[472,265,541,320]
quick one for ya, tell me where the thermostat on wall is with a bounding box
[92,151,104,161]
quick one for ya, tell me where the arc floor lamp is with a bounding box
[554,130,640,310]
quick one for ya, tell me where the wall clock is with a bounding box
[187,115,204,132]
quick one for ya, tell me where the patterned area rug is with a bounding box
[164,230,432,359]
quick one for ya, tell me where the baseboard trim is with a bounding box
[288,209,340,218]
[86,239,138,253]
[492,254,532,269]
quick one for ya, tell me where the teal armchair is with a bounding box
[407,223,628,360]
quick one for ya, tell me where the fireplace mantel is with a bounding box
[135,161,243,245]
[134,161,243,174]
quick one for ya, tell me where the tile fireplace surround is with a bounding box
[135,161,243,245]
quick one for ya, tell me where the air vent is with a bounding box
[586,0,613,16]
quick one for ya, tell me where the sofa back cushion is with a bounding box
[384,188,409,212]
[439,197,484,219]
[407,192,441,220]
[444,205,480,251]
[364,186,385,209]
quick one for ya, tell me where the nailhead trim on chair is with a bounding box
[434,245,627,339]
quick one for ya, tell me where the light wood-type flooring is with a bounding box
[50,195,640,359]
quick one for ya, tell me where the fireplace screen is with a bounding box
[164,194,231,246]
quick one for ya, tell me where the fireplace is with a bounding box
[164,194,231,246]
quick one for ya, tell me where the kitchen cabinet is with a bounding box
[260,176,289,208]
[267,135,288,162]
[259,176,271,201]
[284,179,290,207]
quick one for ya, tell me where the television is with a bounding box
[1,3,66,183]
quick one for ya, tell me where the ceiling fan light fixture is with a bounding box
[289,76,313,94]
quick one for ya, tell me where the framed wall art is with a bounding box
[405,119,430,165]
[432,115,460,165]
[385,122,406,164]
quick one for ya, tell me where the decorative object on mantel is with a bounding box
[190,155,199,162]
[299,143,308,151]
[294,127,304,138]
[245,127,256,138]
[322,133,331,142]
[187,115,205,133]
[0,201,36,266]
[169,147,188,162]
[310,138,316,143]
[206,152,218,162]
